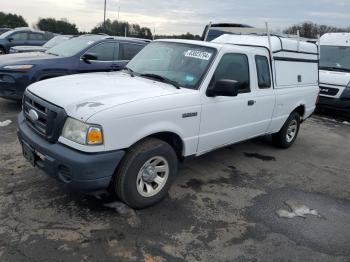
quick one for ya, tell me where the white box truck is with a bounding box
[18,34,319,208]
[319,33,350,113]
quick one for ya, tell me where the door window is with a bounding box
[86,42,117,61]
[11,32,27,40]
[120,43,144,60]
[255,55,271,88]
[211,53,250,93]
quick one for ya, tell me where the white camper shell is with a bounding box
[213,34,319,89]
[318,33,350,112]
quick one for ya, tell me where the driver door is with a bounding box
[198,53,258,153]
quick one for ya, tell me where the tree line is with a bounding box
[0,11,349,39]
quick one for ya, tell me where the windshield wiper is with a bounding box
[123,67,135,77]
[139,73,180,89]
[46,52,59,56]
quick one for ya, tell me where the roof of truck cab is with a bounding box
[155,38,224,49]
[320,33,350,47]
[155,38,271,55]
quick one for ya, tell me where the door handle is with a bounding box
[247,100,256,106]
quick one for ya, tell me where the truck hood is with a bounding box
[27,72,186,121]
[320,70,350,86]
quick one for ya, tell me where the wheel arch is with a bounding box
[129,131,185,161]
[292,104,306,121]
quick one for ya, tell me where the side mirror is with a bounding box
[81,53,97,63]
[8,37,13,42]
[207,79,240,97]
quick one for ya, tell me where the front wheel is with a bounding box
[272,112,301,148]
[112,138,178,209]
[0,47,6,55]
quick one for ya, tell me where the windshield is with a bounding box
[46,37,96,57]
[320,45,350,72]
[0,30,14,39]
[43,35,71,49]
[127,41,217,89]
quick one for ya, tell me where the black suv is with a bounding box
[0,28,54,55]
[0,34,150,100]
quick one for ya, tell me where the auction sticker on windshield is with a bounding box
[185,50,212,60]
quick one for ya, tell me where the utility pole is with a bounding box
[103,0,107,31]
[118,6,120,20]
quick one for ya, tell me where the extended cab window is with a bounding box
[255,55,271,88]
[212,53,250,93]
[87,42,117,61]
[120,43,143,60]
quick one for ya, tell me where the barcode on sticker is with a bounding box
[184,50,212,60]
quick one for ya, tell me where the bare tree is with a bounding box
[284,21,350,38]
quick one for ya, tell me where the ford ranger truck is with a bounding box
[318,33,350,113]
[18,35,319,208]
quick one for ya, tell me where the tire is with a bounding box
[272,112,301,148]
[113,138,178,209]
[0,47,5,55]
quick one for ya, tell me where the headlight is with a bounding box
[62,117,103,145]
[3,65,34,70]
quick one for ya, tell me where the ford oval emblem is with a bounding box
[28,109,39,122]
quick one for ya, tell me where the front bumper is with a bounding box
[17,112,125,192]
[318,96,350,112]
[0,71,31,100]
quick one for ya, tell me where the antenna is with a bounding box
[297,29,300,52]
[265,22,273,61]
[204,21,212,41]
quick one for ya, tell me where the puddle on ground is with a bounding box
[244,152,276,162]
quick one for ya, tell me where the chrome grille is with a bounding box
[319,86,339,96]
[23,91,66,142]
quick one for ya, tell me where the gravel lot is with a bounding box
[0,98,349,262]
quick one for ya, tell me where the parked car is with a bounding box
[0,28,54,55]
[17,34,319,208]
[0,28,11,35]
[9,35,75,54]
[201,23,256,41]
[318,33,350,113]
[0,34,150,100]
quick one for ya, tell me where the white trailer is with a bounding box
[318,33,350,112]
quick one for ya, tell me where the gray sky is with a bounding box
[1,0,350,34]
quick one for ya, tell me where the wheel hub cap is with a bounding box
[136,156,169,198]
[142,165,157,182]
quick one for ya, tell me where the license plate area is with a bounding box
[22,141,37,167]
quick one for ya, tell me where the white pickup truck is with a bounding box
[18,34,319,208]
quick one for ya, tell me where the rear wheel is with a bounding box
[113,138,178,209]
[0,47,5,55]
[272,112,301,148]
